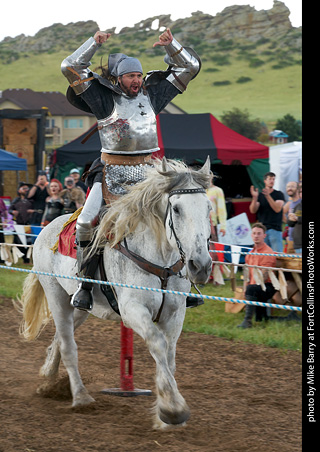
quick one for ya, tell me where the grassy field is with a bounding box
[1,44,301,126]
[0,261,302,352]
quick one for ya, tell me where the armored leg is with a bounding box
[71,182,103,311]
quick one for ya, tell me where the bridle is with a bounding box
[165,188,207,263]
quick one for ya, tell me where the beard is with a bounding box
[119,80,141,97]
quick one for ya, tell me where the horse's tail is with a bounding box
[15,272,52,341]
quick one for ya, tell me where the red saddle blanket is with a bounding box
[57,218,77,259]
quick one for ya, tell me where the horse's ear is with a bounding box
[198,156,211,175]
[162,157,169,173]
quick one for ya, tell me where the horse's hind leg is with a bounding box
[38,310,89,392]
[39,277,94,407]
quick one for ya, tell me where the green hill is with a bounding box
[0,8,301,126]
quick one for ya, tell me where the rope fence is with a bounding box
[0,223,302,313]
[0,264,302,312]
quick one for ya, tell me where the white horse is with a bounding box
[17,157,212,429]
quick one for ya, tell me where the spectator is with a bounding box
[237,222,277,329]
[69,168,87,194]
[0,197,8,249]
[27,171,51,225]
[41,179,64,226]
[9,182,34,225]
[9,182,34,263]
[287,185,302,254]
[282,181,300,254]
[60,177,86,214]
[249,172,285,252]
[206,173,227,241]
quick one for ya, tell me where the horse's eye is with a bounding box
[173,205,180,214]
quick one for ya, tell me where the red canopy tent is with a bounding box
[55,113,269,192]
[154,113,268,165]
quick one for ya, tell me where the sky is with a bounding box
[1,1,301,42]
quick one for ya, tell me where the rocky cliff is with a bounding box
[0,1,301,57]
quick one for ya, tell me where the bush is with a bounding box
[249,57,265,68]
[213,80,232,86]
[236,76,252,84]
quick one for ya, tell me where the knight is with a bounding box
[61,27,201,311]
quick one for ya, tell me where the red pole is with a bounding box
[120,322,134,391]
[101,322,152,397]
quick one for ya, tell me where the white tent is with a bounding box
[269,141,302,200]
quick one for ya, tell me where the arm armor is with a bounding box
[164,37,201,92]
[61,37,101,95]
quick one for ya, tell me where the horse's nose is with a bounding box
[187,256,212,284]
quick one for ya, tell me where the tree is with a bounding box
[220,108,262,141]
[275,114,301,141]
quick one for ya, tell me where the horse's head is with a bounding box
[163,157,213,284]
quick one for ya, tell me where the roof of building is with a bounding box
[0,88,185,116]
[269,129,289,138]
[0,88,93,116]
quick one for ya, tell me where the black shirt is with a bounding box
[257,189,285,231]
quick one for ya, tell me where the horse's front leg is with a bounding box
[120,295,190,428]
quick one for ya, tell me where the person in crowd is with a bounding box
[41,179,64,226]
[287,184,302,254]
[9,182,34,263]
[249,172,285,252]
[60,177,86,215]
[27,171,51,225]
[9,182,34,225]
[237,222,277,329]
[206,172,227,241]
[61,27,201,311]
[282,181,300,254]
[0,197,8,253]
[69,168,87,193]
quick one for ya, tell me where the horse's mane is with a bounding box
[91,159,211,255]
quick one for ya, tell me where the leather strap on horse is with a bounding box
[114,238,184,282]
[114,238,184,323]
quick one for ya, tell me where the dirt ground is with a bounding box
[1,297,302,452]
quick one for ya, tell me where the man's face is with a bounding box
[251,227,266,246]
[70,172,80,182]
[264,176,275,189]
[286,182,298,197]
[19,185,29,195]
[65,178,75,189]
[118,72,143,97]
[38,175,47,186]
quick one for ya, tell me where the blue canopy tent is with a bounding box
[0,148,27,171]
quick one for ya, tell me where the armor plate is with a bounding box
[98,91,159,154]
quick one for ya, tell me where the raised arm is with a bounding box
[152,28,201,92]
[61,31,111,95]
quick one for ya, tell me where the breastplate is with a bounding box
[97,91,159,154]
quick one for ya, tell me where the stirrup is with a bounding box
[186,296,204,308]
[70,285,93,311]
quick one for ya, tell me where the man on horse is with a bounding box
[61,27,201,311]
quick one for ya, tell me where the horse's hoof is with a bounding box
[72,393,95,407]
[159,407,190,425]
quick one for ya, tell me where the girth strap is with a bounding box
[114,238,185,323]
